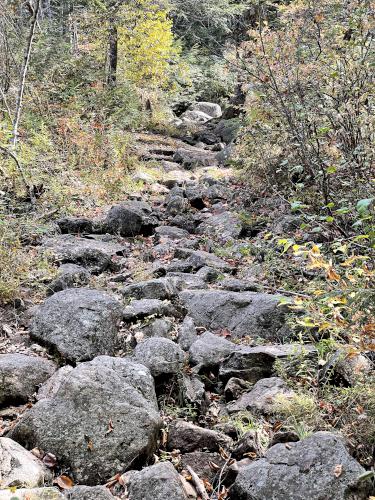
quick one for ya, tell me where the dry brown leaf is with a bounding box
[55,475,74,489]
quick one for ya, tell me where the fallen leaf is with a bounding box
[333,464,343,477]
[55,475,74,489]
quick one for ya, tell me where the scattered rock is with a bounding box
[189,332,239,369]
[173,148,218,169]
[135,318,174,340]
[155,226,189,241]
[190,102,222,119]
[181,374,205,408]
[123,299,177,321]
[31,288,123,362]
[42,235,127,273]
[181,451,226,484]
[47,264,90,295]
[126,462,188,500]
[65,486,114,499]
[167,420,232,453]
[180,290,287,340]
[10,357,162,485]
[231,432,372,500]
[105,201,157,237]
[227,377,294,415]
[224,377,252,401]
[134,337,185,377]
[197,211,242,241]
[0,437,52,488]
[0,354,56,406]
[178,316,198,351]
[0,488,64,499]
[121,277,179,301]
[57,217,95,235]
[180,109,213,124]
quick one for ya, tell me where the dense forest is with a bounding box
[0,0,374,499]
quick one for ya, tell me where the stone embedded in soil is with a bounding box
[123,298,177,321]
[167,420,232,453]
[104,200,158,237]
[189,331,239,369]
[0,437,52,488]
[0,354,57,406]
[9,356,162,485]
[219,344,317,384]
[179,290,288,341]
[42,234,128,273]
[31,288,123,362]
[125,462,188,500]
[231,432,372,500]
[227,377,294,415]
[133,337,185,377]
[65,486,114,499]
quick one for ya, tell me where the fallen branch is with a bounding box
[186,465,209,500]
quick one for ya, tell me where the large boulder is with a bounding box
[231,432,372,500]
[123,299,177,321]
[42,235,127,274]
[134,338,185,377]
[31,288,123,362]
[0,437,52,488]
[105,201,157,237]
[0,354,56,406]
[9,357,162,485]
[180,110,213,125]
[126,462,188,500]
[179,290,287,341]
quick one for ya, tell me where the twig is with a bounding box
[186,465,209,500]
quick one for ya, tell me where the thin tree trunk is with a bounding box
[12,0,40,149]
[107,22,118,87]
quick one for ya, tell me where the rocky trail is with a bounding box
[0,105,373,500]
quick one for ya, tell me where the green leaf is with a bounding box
[356,198,374,214]
[326,166,337,174]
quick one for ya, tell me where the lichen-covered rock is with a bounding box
[0,354,56,406]
[231,432,372,500]
[10,357,162,485]
[31,288,122,362]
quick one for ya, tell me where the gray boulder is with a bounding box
[155,226,189,241]
[126,462,188,500]
[191,102,222,119]
[42,235,127,273]
[167,420,232,453]
[105,201,157,237]
[189,332,239,369]
[197,211,243,241]
[219,344,316,383]
[227,377,294,415]
[231,432,372,500]
[181,374,205,408]
[123,299,176,321]
[178,316,198,351]
[173,148,218,169]
[135,318,174,340]
[57,217,95,234]
[165,195,190,216]
[121,277,179,301]
[134,338,185,377]
[10,357,162,485]
[47,264,90,295]
[178,249,233,273]
[0,354,56,406]
[0,437,52,488]
[180,109,213,124]
[65,486,114,499]
[214,119,241,144]
[179,290,287,341]
[181,451,226,484]
[31,288,123,362]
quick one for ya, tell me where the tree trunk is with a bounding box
[107,22,118,87]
